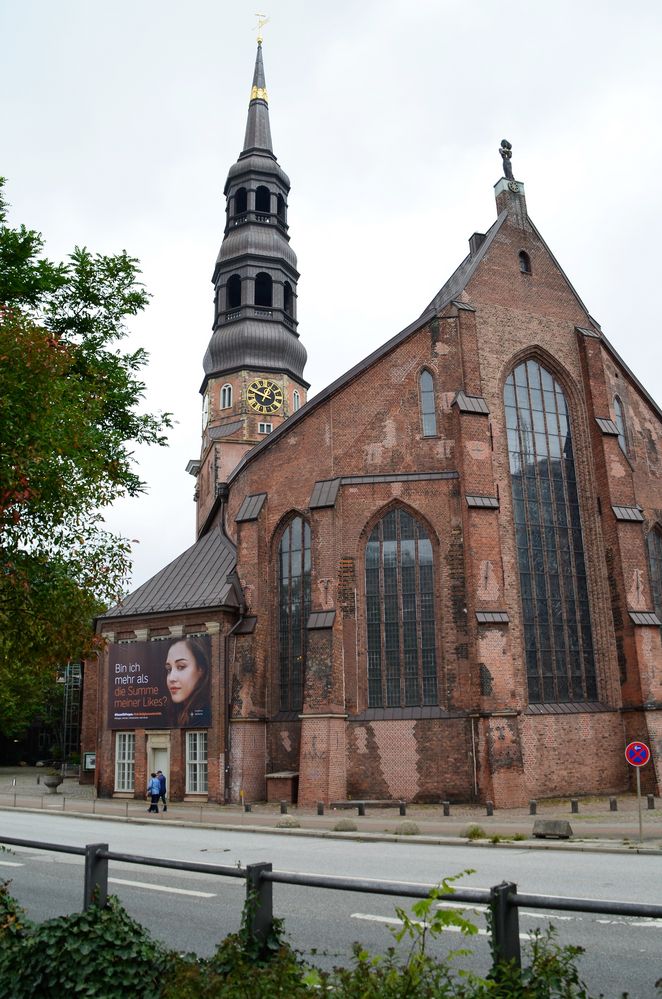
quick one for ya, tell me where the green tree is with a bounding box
[0,177,171,736]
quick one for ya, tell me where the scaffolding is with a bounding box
[62,662,82,765]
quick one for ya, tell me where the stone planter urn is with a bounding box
[43,774,63,794]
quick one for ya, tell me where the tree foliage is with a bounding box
[0,177,171,735]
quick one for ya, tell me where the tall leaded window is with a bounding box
[365,509,437,708]
[419,370,437,437]
[186,731,208,793]
[646,529,662,628]
[613,396,628,455]
[114,732,135,792]
[505,359,597,703]
[278,517,311,711]
[220,383,233,409]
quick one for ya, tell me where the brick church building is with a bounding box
[81,41,662,807]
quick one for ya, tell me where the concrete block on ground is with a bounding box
[532,819,573,839]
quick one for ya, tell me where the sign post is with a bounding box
[625,741,651,843]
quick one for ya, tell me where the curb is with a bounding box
[1,804,660,855]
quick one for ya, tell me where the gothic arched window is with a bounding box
[614,396,628,455]
[419,370,437,437]
[293,390,301,412]
[365,508,437,708]
[646,528,662,629]
[504,359,597,703]
[278,516,311,711]
[227,274,241,310]
[220,384,232,409]
[255,272,273,307]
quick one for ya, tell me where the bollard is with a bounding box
[357,802,365,817]
[244,802,252,813]
[245,863,273,956]
[571,799,579,814]
[489,881,521,969]
[280,800,288,815]
[529,799,537,815]
[83,843,108,910]
[486,800,494,817]
[442,800,450,817]
[609,797,617,812]
[647,794,655,810]
[399,801,406,816]
[317,801,324,816]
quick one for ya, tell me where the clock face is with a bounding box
[247,378,283,415]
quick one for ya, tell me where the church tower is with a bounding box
[192,40,308,534]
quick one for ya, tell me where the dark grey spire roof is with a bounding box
[100,527,238,619]
[203,41,307,390]
[242,41,273,155]
[203,319,307,382]
[216,224,297,270]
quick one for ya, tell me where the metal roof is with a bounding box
[453,391,490,415]
[209,420,244,440]
[203,319,308,382]
[100,527,238,620]
[309,479,341,509]
[307,610,336,629]
[612,505,644,522]
[241,42,272,155]
[236,492,267,522]
[476,611,510,624]
[466,495,500,509]
[596,418,619,435]
[629,611,661,626]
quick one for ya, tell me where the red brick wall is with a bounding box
[88,186,662,805]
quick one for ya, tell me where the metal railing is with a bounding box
[2,835,662,971]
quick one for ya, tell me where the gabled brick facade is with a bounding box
[81,55,662,809]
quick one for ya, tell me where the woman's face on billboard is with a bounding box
[165,641,203,704]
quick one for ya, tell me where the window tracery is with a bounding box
[504,359,597,702]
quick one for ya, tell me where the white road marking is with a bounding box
[350,912,531,940]
[596,918,662,929]
[108,877,215,898]
[435,901,574,921]
[0,861,24,867]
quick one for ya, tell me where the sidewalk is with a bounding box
[1,767,660,852]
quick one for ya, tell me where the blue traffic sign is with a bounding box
[625,741,651,767]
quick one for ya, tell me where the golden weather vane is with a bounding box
[255,13,269,44]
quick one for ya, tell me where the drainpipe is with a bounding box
[469,714,479,798]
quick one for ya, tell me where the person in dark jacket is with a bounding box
[157,770,167,812]
[147,773,161,813]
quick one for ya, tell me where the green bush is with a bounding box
[0,883,164,999]
[464,824,486,841]
[0,875,610,998]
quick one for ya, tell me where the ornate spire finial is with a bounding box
[499,139,513,181]
[255,12,269,45]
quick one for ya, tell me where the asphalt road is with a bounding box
[0,811,659,997]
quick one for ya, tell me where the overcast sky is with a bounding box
[2,0,661,593]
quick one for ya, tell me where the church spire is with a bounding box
[242,41,273,155]
[195,38,308,527]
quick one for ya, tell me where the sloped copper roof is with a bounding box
[101,527,238,619]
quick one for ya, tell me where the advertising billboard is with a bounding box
[108,635,211,730]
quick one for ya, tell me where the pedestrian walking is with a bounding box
[157,770,167,812]
[147,772,161,813]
